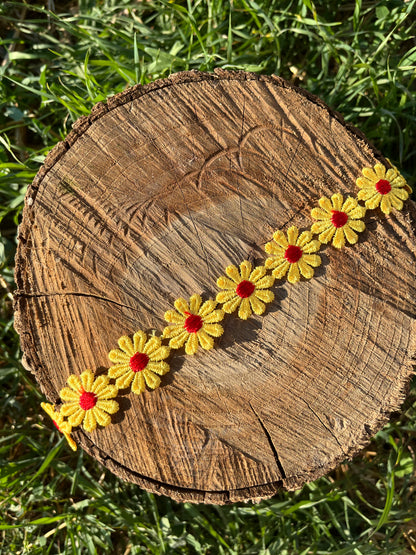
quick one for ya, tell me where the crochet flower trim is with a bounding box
[40,162,412,450]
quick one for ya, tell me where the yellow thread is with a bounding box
[41,402,77,451]
[163,294,224,355]
[264,225,321,284]
[310,193,366,249]
[60,370,119,433]
[108,331,170,395]
[356,162,409,215]
[216,260,275,320]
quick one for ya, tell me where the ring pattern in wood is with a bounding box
[14,70,416,504]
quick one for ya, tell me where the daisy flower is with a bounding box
[265,225,321,284]
[163,294,224,355]
[60,370,119,433]
[41,402,77,451]
[216,260,275,320]
[356,162,410,215]
[310,193,366,249]
[108,331,170,395]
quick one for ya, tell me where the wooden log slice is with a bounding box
[14,70,416,504]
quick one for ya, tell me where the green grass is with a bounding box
[1,0,416,553]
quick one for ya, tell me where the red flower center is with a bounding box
[79,391,97,411]
[236,280,255,298]
[52,420,61,432]
[375,179,391,195]
[129,352,149,372]
[284,245,303,263]
[331,210,348,228]
[184,312,203,333]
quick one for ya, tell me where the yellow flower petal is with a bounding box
[362,167,378,181]
[189,294,202,314]
[332,227,346,249]
[311,207,330,221]
[240,260,252,280]
[318,225,336,244]
[216,289,237,303]
[249,295,266,316]
[67,374,82,393]
[132,372,146,395]
[203,309,224,323]
[109,364,131,382]
[222,295,242,314]
[147,361,170,375]
[148,345,170,362]
[271,229,288,249]
[348,220,365,233]
[238,297,252,320]
[64,432,77,451]
[169,330,188,349]
[264,241,285,257]
[254,275,275,289]
[197,329,214,350]
[133,331,147,353]
[254,289,274,303]
[108,349,130,364]
[363,193,381,210]
[348,205,366,219]
[91,374,110,395]
[60,387,80,403]
[318,196,333,213]
[174,298,189,315]
[331,193,343,211]
[298,258,315,279]
[301,239,320,254]
[41,402,55,420]
[217,276,237,290]
[117,336,134,357]
[374,163,386,179]
[96,399,119,414]
[185,333,199,355]
[297,231,314,248]
[287,226,299,245]
[271,260,290,279]
[83,410,97,432]
[341,196,357,213]
[164,309,185,324]
[390,194,403,211]
[203,323,224,337]
[142,336,161,356]
[115,371,134,390]
[311,221,332,235]
[67,408,85,428]
[143,369,161,389]
[91,406,111,427]
[249,265,266,283]
[302,254,321,267]
[163,324,185,338]
[225,264,241,283]
[343,225,359,245]
[287,263,301,283]
[380,195,392,215]
[199,299,217,317]
[392,187,408,201]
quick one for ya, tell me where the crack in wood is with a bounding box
[299,397,347,457]
[249,401,286,479]
[14,291,137,311]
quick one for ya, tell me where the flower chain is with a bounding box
[41,162,412,450]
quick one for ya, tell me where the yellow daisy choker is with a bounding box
[41,161,412,451]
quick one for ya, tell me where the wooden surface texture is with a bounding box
[14,70,416,504]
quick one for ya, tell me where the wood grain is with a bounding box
[14,70,416,504]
